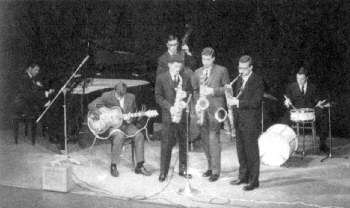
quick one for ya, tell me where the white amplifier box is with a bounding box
[43,163,73,192]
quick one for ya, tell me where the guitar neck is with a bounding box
[123,112,147,119]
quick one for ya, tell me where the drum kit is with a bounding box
[259,94,347,166]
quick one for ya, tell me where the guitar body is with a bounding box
[87,106,159,139]
[87,106,124,136]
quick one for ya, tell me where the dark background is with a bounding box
[0,0,349,136]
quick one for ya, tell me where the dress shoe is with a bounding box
[135,166,152,176]
[230,178,247,185]
[202,170,212,177]
[319,144,330,154]
[209,174,220,182]
[159,173,167,182]
[179,171,192,179]
[110,165,119,177]
[243,183,259,191]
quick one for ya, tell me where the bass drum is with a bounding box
[258,124,298,166]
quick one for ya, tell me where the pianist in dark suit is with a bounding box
[14,63,53,117]
[13,63,54,145]
[88,82,151,177]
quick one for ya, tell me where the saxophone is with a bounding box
[224,74,242,138]
[195,70,210,126]
[171,75,187,123]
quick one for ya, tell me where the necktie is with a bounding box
[174,75,179,87]
[301,85,304,95]
[204,69,209,84]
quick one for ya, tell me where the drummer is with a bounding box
[282,67,330,154]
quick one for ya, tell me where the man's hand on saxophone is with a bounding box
[227,96,239,107]
[201,85,214,96]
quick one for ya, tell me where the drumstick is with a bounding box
[283,95,297,110]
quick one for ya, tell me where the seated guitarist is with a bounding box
[88,82,152,177]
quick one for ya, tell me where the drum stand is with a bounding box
[178,95,199,197]
[320,106,348,162]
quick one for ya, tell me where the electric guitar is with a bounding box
[87,106,158,138]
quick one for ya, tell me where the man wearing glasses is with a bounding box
[156,35,195,75]
[226,55,264,191]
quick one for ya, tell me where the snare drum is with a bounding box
[290,108,315,122]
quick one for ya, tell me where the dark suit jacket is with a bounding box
[88,91,137,124]
[233,72,264,131]
[285,82,317,109]
[192,64,230,116]
[156,51,196,76]
[14,71,47,115]
[155,71,192,124]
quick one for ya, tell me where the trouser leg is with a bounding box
[160,123,175,174]
[111,131,125,165]
[243,130,260,185]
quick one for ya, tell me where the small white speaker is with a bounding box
[43,164,73,192]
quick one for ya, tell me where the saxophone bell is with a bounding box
[197,97,209,110]
[215,107,228,123]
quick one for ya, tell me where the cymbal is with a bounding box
[263,92,277,101]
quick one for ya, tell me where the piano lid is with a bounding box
[71,78,149,94]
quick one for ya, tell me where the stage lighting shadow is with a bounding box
[282,155,314,168]
[261,176,318,188]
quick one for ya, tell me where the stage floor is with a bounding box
[1,124,350,208]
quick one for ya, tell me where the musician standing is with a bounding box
[88,82,151,177]
[156,34,196,76]
[227,55,264,191]
[192,47,230,182]
[155,54,192,182]
[283,67,330,153]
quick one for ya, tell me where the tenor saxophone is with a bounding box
[171,75,187,123]
[195,70,210,126]
[224,74,242,138]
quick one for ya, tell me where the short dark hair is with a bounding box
[297,67,308,77]
[167,35,178,43]
[28,63,39,68]
[201,47,215,58]
[114,81,127,96]
[169,54,184,64]
[239,55,253,66]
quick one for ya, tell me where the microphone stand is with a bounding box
[321,92,348,162]
[178,94,199,196]
[36,55,89,164]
